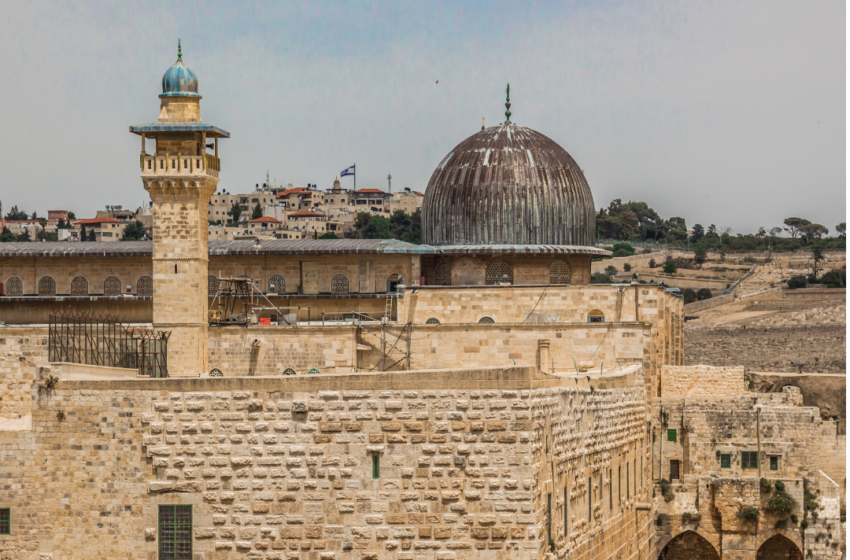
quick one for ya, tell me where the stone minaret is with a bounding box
[130,41,229,377]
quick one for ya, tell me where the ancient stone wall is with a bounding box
[659,365,747,399]
[0,255,152,296]
[421,255,592,287]
[0,365,655,560]
[685,324,846,373]
[0,327,47,421]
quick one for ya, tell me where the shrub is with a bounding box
[774,519,788,530]
[683,288,697,304]
[787,275,807,289]
[662,261,677,274]
[820,270,845,287]
[775,480,785,492]
[612,243,635,256]
[761,478,773,493]
[696,288,713,301]
[613,249,628,258]
[800,519,808,530]
[681,512,701,524]
[736,506,760,520]
[605,265,618,276]
[591,272,613,284]
[766,491,797,515]
[659,479,675,502]
[693,246,707,264]
[790,514,798,524]
[623,263,632,272]
[649,258,657,269]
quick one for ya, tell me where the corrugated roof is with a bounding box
[0,240,609,257]
[73,217,122,225]
[128,123,230,138]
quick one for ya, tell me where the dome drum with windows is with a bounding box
[419,85,609,286]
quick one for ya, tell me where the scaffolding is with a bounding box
[209,277,293,326]
[48,311,170,378]
[358,321,413,372]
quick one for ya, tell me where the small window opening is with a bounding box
[372,455,380,479]
[563,486,568,536]
[618,466,621,504]
[425,317,441,325]
[769,456,779,471]
[608,469,613,508]
[0,508,9,535]
[478,316,495,324]
[587,309,605,323]
[588,477,592,520]
[626,462,630,498]
[174,264,178,274]
[670,460,680,480]
[720,454,731,469]
[547,492,552,544]
[667,429,677,442]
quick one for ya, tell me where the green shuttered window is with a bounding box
[667,429,677,442]
[0,508,9,535]
[159,505,192,560]
[742,451,759,469]
[720,454,731,468]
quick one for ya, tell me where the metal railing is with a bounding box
[48,311,170,378]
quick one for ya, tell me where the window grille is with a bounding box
[667,429,677,442]
[331,274,350,294]
[478,316,495,324]
[742,451,759,469]
[435,262,452,285]
[587,310,605,323]
[103,276,121,295]
[137,276,153,296]
[70,276,88,295]
[0,508,9,535]
[38,276,56,296]
[485,261,513,285]
[720,454,731,468]
[769,456,779,471]
[208,275,219,295]
[425,317,441,325]
[549,259,571,284]
[5,276,23,296]
[236,275,253,296]
[268,274,286,294]
[158,505,192,560]
[626,462,630,498]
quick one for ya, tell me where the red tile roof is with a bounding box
[249,216,282,224]
[276,187,308,197]
[73,218,122,225]
[288,211,325,218]
[354,189,386,194]
[413,191,425,196]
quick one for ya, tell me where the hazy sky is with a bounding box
[0,1,844,234]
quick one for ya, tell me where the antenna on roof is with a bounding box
[481,117,485,130]
[177,39,182,62]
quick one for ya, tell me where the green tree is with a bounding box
[4,205,28,220]
[0,227,15,242]
[693,246,707,264]
[318,232,339,239]
[88,229,97,241]
[696,288,713,301]
[692,223,706,242]
[810,246,825,280]
[57,218,66,229]
[836,222,846,239]
[683,288,696,304]
[121,220,147,241]
[352,212,373,236]
[67,211,76,220]
[662,261,677,274]
[800,223,828,244]
[16,229,31,241]
[230,202,242,223]
[80,225,87,242]
[783,217,811,239]
[361,216,391,239]
[251,202,263,220]
[31,211,38,220]
[787,275,807,289]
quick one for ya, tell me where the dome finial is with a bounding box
[177,39,182,61]
[505,83,512,123]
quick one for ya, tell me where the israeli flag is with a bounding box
[340,164,355,177]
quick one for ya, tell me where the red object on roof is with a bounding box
[354,189,385,194]
[73,218,122,225]
[249,216,281,224]
[276,187,308,197]
[413,191,425,196]
[288,210,325,218]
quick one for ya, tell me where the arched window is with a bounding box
[478,316,495,324]
[103,276,121,295]
[70,276,88,295]
[137,276,153,296]
[268,274,286,294]
[208,275,220,295]
[587,310,605,323]
[425,317,441,325]
[549,260,571,284]
[485,261,513,285]
[38,276,56,296]
[756,535,802,560]
[331,274,350,294]
[5,276,23,296]
[435,262,452,286]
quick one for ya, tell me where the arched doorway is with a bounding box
[659,530,719,560]
[756,534,802,560]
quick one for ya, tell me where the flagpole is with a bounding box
[354,165,356,191]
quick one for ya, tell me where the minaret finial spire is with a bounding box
[504,83,512,123]
[177,39,182,61]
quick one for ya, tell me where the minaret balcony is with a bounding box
[140,153,220,178]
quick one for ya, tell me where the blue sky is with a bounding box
[0,0,844,233]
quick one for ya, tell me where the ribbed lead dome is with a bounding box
[422,124,596,246]
[161,40,200,98]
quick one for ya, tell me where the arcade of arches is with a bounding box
[660,531,804,560]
